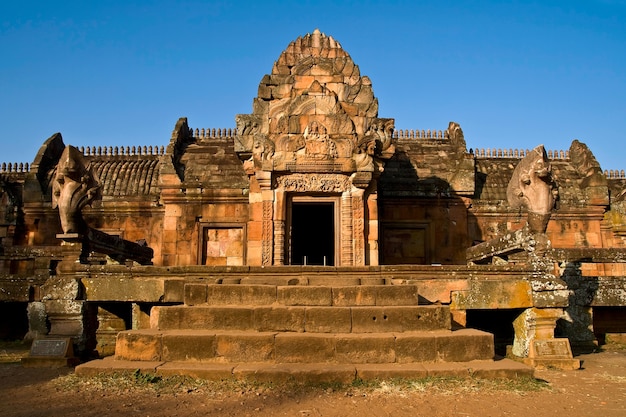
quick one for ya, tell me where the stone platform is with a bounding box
[77,283,534,381]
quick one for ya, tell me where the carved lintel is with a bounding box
[276,174,350,193]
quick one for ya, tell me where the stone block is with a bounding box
[436,329,494,362]
[82,277,166,302]
[332,286,376,306]
[374,285,419,305]
[163,279,185,303]
[157,363,235,379]
[184,283,207,305]
[155,306,254,331]
[42,277,81,300]
[44,299,84,315]
[233,363,356,384]
[115,330,162,361]
[48,318,85,337]
[351,306,450,333]
[278,286,332,306]
[254,306,305,332]
[335,334,395,364]
[274,334,335,363]
[451,280,533,310]
[207,284,276,305]
[161,331,216,362]
[394,332,438,363]
[356,364,429,381]
[216,332,275,362]
[304,307,352,333]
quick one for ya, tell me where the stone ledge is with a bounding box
[74,358,534,382]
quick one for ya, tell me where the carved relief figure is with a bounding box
[300,122,338,160]
[445,121,466,149]
[506,145,557,233]
[52,146,101,234]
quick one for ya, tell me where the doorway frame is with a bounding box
[286,194,341,266]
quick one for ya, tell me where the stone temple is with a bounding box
[1,30,625,379]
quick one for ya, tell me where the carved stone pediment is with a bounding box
[235,29,395,186]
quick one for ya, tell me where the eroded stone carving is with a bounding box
[569,139,605,188]
[353,135,378,172]
[52,146,101,234]
[507,145,557,233]
[445,121,466,149]
[366,118,395,156]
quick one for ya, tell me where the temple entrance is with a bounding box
[289,199,336,266]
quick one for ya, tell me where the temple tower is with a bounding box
[235,29,395,266]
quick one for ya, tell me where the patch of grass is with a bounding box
[51,372,550,398]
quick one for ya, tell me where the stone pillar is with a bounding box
[273,189,285,265]
[513,307,562,357]
[352,188,365,266]
[41,276,89,353]
[25,301,48,341]
[261,191,274,266]
[366,191,379,266]
[512,307,580,369]
[341,191,353,266]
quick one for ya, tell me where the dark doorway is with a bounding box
[290,202,334,265]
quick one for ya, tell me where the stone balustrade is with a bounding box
[393,129,446,140]
[0,162,29,173]
[604,169,626,179]
[78,145,165,156]
[191,127,235,139]
[473,148,569,160]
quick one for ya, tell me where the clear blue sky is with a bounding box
[1,0,625,170]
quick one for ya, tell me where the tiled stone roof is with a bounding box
[89,157,160,197]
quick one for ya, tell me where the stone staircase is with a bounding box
[76,283,533,383]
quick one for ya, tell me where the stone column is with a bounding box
[341,191,353,266]
[25,301,48,341]
[513,307,580,369]
[261,191,274,266]
[351,188,365,266]
[41,276,90,353]
[366,191,379,266]
[273,189,286,265]
[512,307,563,357]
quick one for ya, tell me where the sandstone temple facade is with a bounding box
[1,30,625,377]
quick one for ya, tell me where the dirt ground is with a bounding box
[0,345,625,417]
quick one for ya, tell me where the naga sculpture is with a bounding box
[506,145,557,233]
[52,145,101,234]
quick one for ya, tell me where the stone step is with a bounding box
[76,357,534,383]
[184,284,420,306]
[114,329,493,364]
[151,304,451,333]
